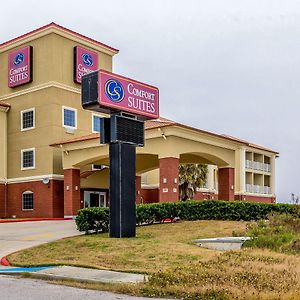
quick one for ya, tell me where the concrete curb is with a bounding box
[30,266,148,284]
[0,218,72,224]
[29,272,148,285]
[0,256,9,266]
[29,273,122,284]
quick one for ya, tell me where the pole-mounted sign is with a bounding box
[82,70,159,120]
[82,70,159,238]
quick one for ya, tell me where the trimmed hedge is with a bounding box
[76,207,109,234]
[76,200,300,234]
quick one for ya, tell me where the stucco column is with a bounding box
[159,157,179,202]
[64,169,81,218]
[270,155,276,196]
[238,148,246,193]
[207,165,215,190]
[218,167,235,201]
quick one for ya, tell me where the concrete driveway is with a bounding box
[0,220,80,263]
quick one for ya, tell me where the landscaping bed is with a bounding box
[8,219,300,299]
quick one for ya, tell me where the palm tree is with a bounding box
[179,164,208,201]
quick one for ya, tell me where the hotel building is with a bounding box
[0,23,278,218]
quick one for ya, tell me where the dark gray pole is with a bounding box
[109,142,136,238]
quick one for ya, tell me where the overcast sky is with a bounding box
[1,0,300,202]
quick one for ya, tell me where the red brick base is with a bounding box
[235,194,275,203]
[159,157,179,202]
[140,188,159,204]
[64,169,81,217]
[218,168,235,201]
[194,191,218,200]
[6,180,64,218]
[136,176,142,204]
[0,184,5,217]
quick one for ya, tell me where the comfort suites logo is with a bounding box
[82,53,93,67]
[105,79,125,103]
[13,53,24,66]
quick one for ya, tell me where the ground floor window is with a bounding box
[22,191,34,210]
[84,191,106,208]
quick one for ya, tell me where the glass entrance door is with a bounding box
[84,191,106,208]
[90,193,100,207]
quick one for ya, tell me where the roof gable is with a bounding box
[0,22,119,55]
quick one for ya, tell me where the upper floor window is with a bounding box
[92,114,101,133]
[21,148,35,170]
[21,108,35,131]
[22,191,34,210]
[62,106,77,129]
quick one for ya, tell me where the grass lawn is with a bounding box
[8,220,300,299]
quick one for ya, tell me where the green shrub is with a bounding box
[76,207,109,234]
[76,200,300,234]
[244,213,300,253]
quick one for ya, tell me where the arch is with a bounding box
[136,154,159,174]
[180,152,230,167]
[73,154,109,169]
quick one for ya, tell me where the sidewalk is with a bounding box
[0,265,147,284]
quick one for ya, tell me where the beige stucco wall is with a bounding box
[51,33,112,88]
[0,29,114,179]
[0,34,55,96]
[81,169,109,189]
[0,32,113,96]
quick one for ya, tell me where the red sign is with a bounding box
[74,46,98,83]
[8,46,33,88]
[98,70,159,119]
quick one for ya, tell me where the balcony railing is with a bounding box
[245,160,271,172]
[245,184,272,194]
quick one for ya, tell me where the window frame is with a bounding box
[62,106,77,129]
[92,113,102,133]
[21,148,36,170]
[20,107,35,131]
[22,191,34,211]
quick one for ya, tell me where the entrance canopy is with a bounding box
[51,117,278,214]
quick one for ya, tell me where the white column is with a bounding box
[270,155,276,195]
[207,165,215,191]
[240,148,246,193]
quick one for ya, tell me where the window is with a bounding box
[22,191,34,210]
[62,106,77,129]
[21,108,35,131]
[92,114,101,133]
[92,164,107,171]
[21,148,35,170]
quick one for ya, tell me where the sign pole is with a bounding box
[109,139,136,238]
[82,70,159,238]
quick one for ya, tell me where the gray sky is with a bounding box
[1,0,300,202]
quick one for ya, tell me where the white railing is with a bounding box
[245,161,271,173]
[264,186,271,194]
[264,164,271,172]
[253,185,261,193]
[246,184,252,193]
[245,184,271,194]
[245,160,252,169]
